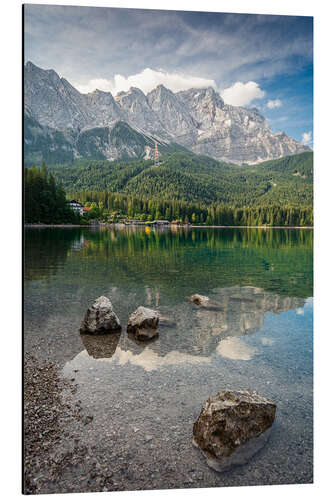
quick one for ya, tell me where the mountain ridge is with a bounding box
[24,61,311,165]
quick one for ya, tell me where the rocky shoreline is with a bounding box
[23,348,312,494]
[24,354,123,494]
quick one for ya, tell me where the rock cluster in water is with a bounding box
[79,294,278,471]
[80,296,121,334]
[80,298,161,341]
[193,389,277,471]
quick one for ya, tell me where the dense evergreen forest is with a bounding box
[68,189,313,226]
[25,151,313,226]
[48,151,313,206]
[24,165,81,224]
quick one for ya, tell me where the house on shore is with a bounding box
[69,200,84,216]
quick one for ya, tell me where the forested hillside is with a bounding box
[47,151,313,207]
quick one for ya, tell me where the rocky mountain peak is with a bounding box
[147,83,176,101]
[116,86,146,102]
[146,84,198,140]
[177,87,223,104]
[129,86,145,95]
[116,85,169,139]
[25,61,39,73]
[25,60,60,85]
[86,88,117,105]
[155,83,169,91]
[24,62,311,164]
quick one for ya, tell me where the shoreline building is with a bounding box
[69,200,84,216]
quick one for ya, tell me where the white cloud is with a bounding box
[75,68,217,95]
[301,131,312,145]
[76,78,113,94]
[266,99,282,109]
[216,337,258,361]
[220,81,265,107]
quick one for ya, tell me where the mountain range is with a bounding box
[24,61,310,166]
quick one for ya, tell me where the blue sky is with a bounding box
[24,5,313,146]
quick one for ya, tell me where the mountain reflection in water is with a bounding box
[69,286,306,371]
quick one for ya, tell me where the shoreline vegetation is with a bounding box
[24,223,313,229]
[24,162,313,228]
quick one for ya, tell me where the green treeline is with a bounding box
[25,151,313,226]
[24,165,81,224]
[70,189,313,226]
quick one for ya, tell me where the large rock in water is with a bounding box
[127,306,159,340]
[80,296,121,334]
[193,389,276,471]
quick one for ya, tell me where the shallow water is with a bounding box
[24,226,313,490]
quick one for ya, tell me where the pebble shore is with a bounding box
[24,354,118,494]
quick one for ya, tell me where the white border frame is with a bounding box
[1,1,331,499]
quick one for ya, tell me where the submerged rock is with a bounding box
[189,293,221,310]
[190,293,210,305]
[127,306,159,340]
[80,296,121,335]
[193,389,276,471]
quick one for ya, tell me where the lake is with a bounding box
[24,226,313,491]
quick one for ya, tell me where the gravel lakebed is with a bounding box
[23,320,313,494]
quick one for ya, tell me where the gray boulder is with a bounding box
[80,296,121,334]
[193,389,276,471]
[127,306,159,340]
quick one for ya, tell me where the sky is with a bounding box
[24,4,313,146]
